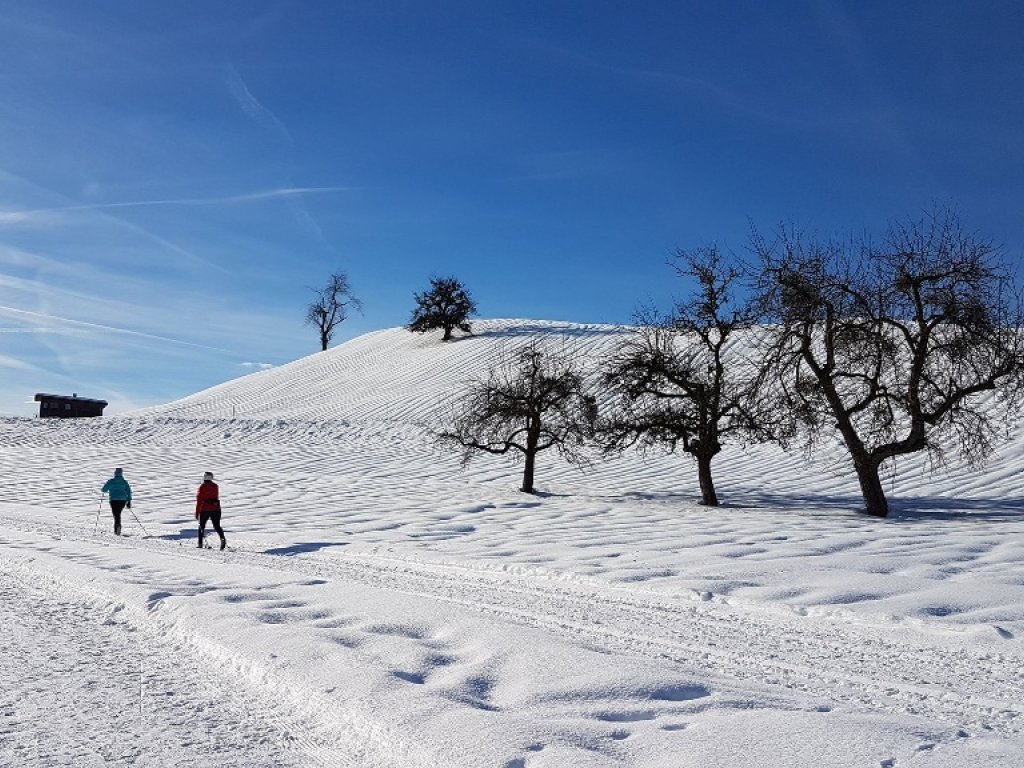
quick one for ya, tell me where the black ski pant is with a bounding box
[109,500,126,534]
[198,511,225,545]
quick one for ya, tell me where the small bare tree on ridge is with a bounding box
[306,271,361,351]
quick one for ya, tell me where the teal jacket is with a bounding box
[101,472,132,501]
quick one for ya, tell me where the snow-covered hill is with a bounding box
[2,319,1023,767]
[131,319,629,423]
[123,317,1024,507]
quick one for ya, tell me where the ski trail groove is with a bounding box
[4,510,1021,741]
[252,548,1024,737]
[0,567,329,768]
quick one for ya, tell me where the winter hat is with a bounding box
[114,467,123,475]
[203,471,214,480]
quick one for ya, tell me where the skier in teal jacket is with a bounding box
[100,467,132,535]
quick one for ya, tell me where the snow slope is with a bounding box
[2,319,1023,767]
[130,319,627,423]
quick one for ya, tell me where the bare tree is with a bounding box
[599,246,772,505]
[439,341,597,493]
[753,206,1024,517]
[306,272,361,351]
[408,276,477,341]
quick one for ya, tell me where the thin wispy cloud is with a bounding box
[0,167,232,273]
[532,42,770,120]
[221,62,339,244]
[0,268,150,318]
[0,186,354,222]
[225,61,293,144]
[0,327,75,334]
[0,351,40,371]
[0,305,237,354]
[539,41,868,136]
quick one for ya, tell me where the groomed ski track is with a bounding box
[2,507,1021,766]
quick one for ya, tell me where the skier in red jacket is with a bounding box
[195,471,227,550]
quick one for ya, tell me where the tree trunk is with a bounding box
[520,420,542,494]
[521,449,536,494]
[853,457,889,517]
[832,406,889,517]
[696,453,719,506]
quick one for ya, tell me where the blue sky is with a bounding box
[1,1,1022,415]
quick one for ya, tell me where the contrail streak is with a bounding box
[225,61,294,144]
[0,305,237,354]
[0,187,353,220]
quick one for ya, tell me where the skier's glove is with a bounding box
[126,501,131,509]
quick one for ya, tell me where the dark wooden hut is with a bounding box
[34,392,108,418]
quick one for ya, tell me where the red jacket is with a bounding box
[195,480,220,516]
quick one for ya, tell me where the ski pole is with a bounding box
[127,504,150,538]
[94,497,104,534]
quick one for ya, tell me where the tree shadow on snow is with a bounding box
[612,490,1024,522]
[524,489,572,499]
[731,492,1024,521]
[473,323,625,341]
[714,491,867,515]
[889,496,1024,522]
[614,489,865,514]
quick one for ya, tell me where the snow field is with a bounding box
[2,319,1023,766]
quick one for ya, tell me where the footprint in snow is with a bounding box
[393,670,426,685]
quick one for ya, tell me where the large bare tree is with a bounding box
[439,341,597,493]
[753,207,1024,517]
[305,272,361,352]
[599,247,771,505]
